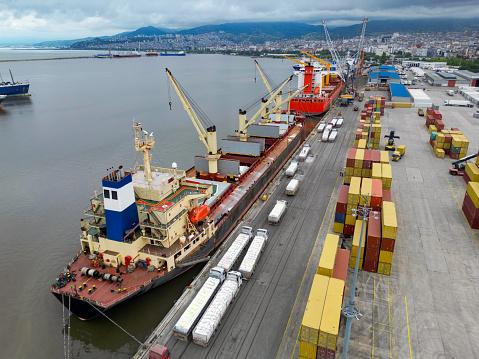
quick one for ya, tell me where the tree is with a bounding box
[380,52,388,64]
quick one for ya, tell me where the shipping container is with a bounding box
[363,259,378,273]
[335,248,350,268]
[317,234,340,277]
[371,179,383,207]
[382,201,397,240]
[301,275,329,345]
[285,178,300,196]
[365,247,379,261]
[319,278,345,351]
[352,219,366,258]
[381,237,395,252]
[380,151,389,164]
[381,164,392,190]
[336,185,349,213]
[360,178,372,205]
[355,149,365,168]
[268,200,287,225]
[377,262,391,276]
[349,255,363,269]
[344,224,355,235]
[285,161,298,177]
[379,250,393,264]
[372,162,382,179]
[465,163,479,182]
[383,190,391,203]
[299,341,317,359]
[348,177,361,204]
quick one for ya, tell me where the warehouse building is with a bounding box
[408,88,433,108]
[402,60,447,69]
[453,70,479,87]
[425,71,471,87]
[389,83,411,103]
[368,65,401,85]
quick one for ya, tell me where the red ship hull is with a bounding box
[289,81,343,116]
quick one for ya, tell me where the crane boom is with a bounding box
[165,68,220,174]
[264,84,308,119]
[321,19,345,81]
[299,50,330,71]
[282,55,309,66]
[254,60,278,107]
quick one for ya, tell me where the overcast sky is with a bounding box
[1,0,478,44]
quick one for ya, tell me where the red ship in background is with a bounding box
[284,50,344,116]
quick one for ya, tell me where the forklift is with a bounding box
[384,131,400,151]
[449,152,478,175]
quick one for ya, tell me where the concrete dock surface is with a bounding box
[134,81,479,359]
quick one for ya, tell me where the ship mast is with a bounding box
[133,121,155,183]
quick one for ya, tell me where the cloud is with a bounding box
[0,0,478,43]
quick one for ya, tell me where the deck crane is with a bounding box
[165,68,221,175]
[237,76,307,142]
[254,60,279,107]
[321,19,346,81]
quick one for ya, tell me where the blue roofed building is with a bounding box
[389,83,411,103]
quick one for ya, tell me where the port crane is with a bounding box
[449,152,478,176]
[237,76,307,141]
[165,68,221,175]
[354,17,368,76]
[321,19,346,81]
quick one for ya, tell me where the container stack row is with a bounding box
[343,148,390,185]
[463,168,479,229]
[463,151,479,184]
[300,234,349,359]
[425,107,470,160]
[357,96,386,150]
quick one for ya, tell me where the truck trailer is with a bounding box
[443,100,473,107]
[238,229,268,279]
[216,226,253,272]
[192,271,243,347]
[285,178,300,196]
[285,161,298,177]
[172,267,226,341]
[268,200,287,225]
[298,144,311,162]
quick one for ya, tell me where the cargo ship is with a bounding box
[160,51,186,56]
[51,69,312,320]
[145,50,159,57]
[285,53,344,116]
[0,70,30,97]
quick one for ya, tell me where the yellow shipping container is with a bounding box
[319,278,344,351]
[459,147,467,154]
[460,136,469,148]
[476,155,479,168]
[354,140,359,147]
[355,149,365,168]
[317,234,340,277]
[451,136,462,148]
[333,222,344,234]
[360,178,372,205]
[353,168,362,177]
[429,124,437,133]
[382,201,398,240]
[352,219,366,257]
[300,275,329,345]
[381,164,392,189]
[349,255,363,269]
[348,177,361,204]
[466,163,479,182]
[346,204,356,215]
[364,169,372,178]
[345,214,356,226]
[372,162,382,179]
[443,142,451,149]
[380,151,389,164]
[299,341,317,359]
[435,132,445,143]
[393,102,412,108]
[379,250,394,264]
[459,153,466,159]
[435,148,445,158]
[466,182,479,208]
[377,262,391,276]
[345,167,354,176]
[343,175,351,184]
[435,142,444,149]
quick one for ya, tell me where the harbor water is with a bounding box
[0,49,293,358]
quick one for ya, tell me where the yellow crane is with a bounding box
[237,76,307,141]
[165,68,221,175]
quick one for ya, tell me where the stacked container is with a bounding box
[344,150,388,185]
[378,201,397,276]
[333,185,349,234]
[350,219,366,269]
[317,234,340,277]
[462,182,479,229]
[464,152,479,183]
[332,248,350,287]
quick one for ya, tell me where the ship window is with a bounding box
[112,191,118,200]
[104,189,110,199]
[185,244,191,251]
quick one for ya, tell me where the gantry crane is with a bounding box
[237,75,307,141]
[165,68,221,175]
[321,19,346,81]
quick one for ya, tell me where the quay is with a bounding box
[134,82,479,358]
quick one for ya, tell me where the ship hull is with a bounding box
[289,82,343,116]
[0,83,29,96]
[52,119,309,319]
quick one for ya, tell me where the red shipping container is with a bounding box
[371,150,380,164]
[326,349,336,359]
[462,202,479,229]
[371,206,381,213]
[357,123,364,129]
[463,172,471,184]
[444,148,450,155]
[380,108,385,116]
[382,190,391,202]
[363,259,378,273]
[435,120,444,132]
[444,134,452,143]
[426,107,433,115]
[333,264,348,284]
[451,127,459,131]
[355,131,362,140]
[433,110,442,119]
[450,152,459,160]
[381,237,396,252]
[463,192,479,218]
[317,346,327,359]
[363,149,373,169]
[367,216,381,248]
[365,247,379,261]
[336,185,349,213]
[346,148,357,167]
[371,179,383,207]
[335,248,350,268]
[344,224,355,235]
[361,114,366,120]
[429,138,435,148]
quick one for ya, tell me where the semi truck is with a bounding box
[322,129,330,142]
[298,144,311,162]
[172,266,226,341]
[328,129,338,142]
[192,271,243,347]
[285,178,300,196]
[216,226,253,272]
[172,226,252,341]
[285,161,298,177]
[443,100,473,107]
[238,229,268,279]
[317,121,326,133]
[268,200,287,225]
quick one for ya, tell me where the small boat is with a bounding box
[160,51,186,56]
[0,70,30,97]
[146,50,159,57]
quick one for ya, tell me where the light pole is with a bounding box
[341,194,379,359]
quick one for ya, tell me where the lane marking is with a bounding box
[405,296,413,359]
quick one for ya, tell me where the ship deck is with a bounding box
[135,79,479,359]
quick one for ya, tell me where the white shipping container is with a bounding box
[268,200,287,225]
[173,277,221,340]
[331,118,338,127]
[192,275,241,346]
[285,161,298,177]
[298,144,311,162]
[238,235,267,279]
[322,129,330,142]
[216,233,251,272]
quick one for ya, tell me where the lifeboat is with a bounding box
[189,204,210,223]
